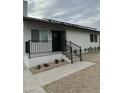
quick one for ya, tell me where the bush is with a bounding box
[55,59,59,64]
[37,65,41,69]
[94,47,97,51]
[61,59,65,62]
[87,48,90,53]
[43,63,49,67]
[97,47,100,51]
[89,47,93,52]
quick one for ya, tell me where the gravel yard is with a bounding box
[43,52,100,93]
[82,52,100,63]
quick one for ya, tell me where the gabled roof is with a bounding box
[23,16,100,32]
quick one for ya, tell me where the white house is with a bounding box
[23,1,100,68]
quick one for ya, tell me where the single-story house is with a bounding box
[23,1,100,68]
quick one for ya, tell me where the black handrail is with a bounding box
[25,40,82,62]
[63,41,82,63]
[70,41,82,61]
[70,41,81,48]
[63,44,73,63]
[80,48,82,61]
[66,41,81,48]
[25,40,31,58]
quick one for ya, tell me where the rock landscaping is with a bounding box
[30,59,69,75]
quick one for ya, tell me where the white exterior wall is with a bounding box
[23,21,52,53]
[66,29,100,53]
[23,20,100,68]
[24,54,69,68]
[24,21,100,53]
[23,21,65,53]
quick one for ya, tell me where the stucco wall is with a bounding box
[24,53,69,68]
[23,20,100,68]
[23,21,52,53]
[24,21,100,53]
[23,21,66,53]
[66,28,100,53]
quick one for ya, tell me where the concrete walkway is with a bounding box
[33,62,95,86]
[24,61,95,93]
[24,65,46,93]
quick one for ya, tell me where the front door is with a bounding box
[52,31,66,52]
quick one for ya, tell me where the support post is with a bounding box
[70,47,73,64]
[29,40,31,58]
[80,48,82,61]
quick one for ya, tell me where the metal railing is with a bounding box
[69,41,82,61]
[25,40,82,62]
[62,44,73,63]
[62,41,82,63]
[25,40,52,58]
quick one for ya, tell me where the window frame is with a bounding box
[31,29,48,42]
[90,34,98,42]
[39,30,48,42]
[90,34,94,42]
[31,29,39,42]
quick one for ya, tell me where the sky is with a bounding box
[26,0,100,30]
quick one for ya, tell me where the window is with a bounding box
[90,34,97,42]
[39,31,48,41]
[31,29,39,41]
[31,29,48,42]
[90,34,93,42]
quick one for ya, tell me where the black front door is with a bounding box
[52,31,66,52]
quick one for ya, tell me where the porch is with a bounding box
[25,40,65,58]
[25,40,82,64]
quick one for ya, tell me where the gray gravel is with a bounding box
[43,52,100,93]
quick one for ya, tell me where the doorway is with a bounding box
[52,31,66,52]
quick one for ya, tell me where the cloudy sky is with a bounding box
[26,0,100,30]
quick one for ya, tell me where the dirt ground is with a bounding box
[30,60,69,75]
[43,52,100,93]
[82,52,100,63]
